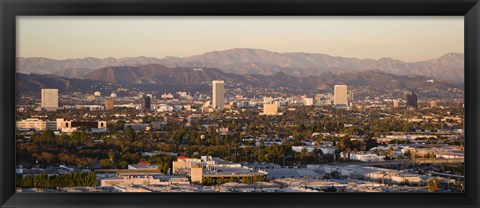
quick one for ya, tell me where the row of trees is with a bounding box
[16,172,96,189]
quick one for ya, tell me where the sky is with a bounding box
[17,16,463,62]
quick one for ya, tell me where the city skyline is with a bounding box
[17,16,463,62]
[16,80,465,193]
[15,16,465,193]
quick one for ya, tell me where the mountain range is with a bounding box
[17,64,463,99]
[17,48,464,84]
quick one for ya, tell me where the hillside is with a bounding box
[16,73,125,96]
[17,49,464,84]
[16,64,463,100]
[82,64,463,99]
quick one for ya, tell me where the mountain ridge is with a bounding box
[17,48,464,84]
[83,64,462,97]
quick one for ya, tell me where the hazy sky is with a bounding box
[17,16,463,62]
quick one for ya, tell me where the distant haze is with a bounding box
[17,16,463,62]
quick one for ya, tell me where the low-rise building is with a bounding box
[261,103,281,115]
[172,156,267,183]
[57,118,107,133]
[16,118,57,131]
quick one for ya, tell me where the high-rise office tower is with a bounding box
[105,99,114,110]
[406,92,418,108]
[334,85,348,106]
[141,95,151,111]
[393,99,399,108]
[212,80,224,109]
[41,89,59,110]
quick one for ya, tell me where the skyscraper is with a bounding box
[406,91,418,108]
[41,89,58,110]
[212,80,224,109]
[105,99,114,111]
[141,95,151,111]
[393,99,399,108]
[334,85,348,106]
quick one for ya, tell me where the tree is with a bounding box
[427,178,439,192]
[100,159,114,169]
[108,151,116,163]
[148,154,174,174]
[40,130,55,145]
[345,147,351,160]
[39,152,56,164]
[294,149,315,166]
[124,126,135,140]
[365,138,379,151]
[17,172,97,189]
[70,132,84,145]
[58,133,71,146]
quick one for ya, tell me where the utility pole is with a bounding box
[333,154,336,167]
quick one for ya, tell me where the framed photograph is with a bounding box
[1,0,479,208]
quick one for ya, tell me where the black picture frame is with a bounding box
[1,0,479,208]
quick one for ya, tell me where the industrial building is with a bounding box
[173,156,267,183]
[17,118,106,133]
[56,119,107,133]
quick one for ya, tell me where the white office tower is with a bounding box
[393,99,399,108]
[41,89,59,110]
[94,91,101,96]
[334,85,348,106]
[212,80,225,109]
